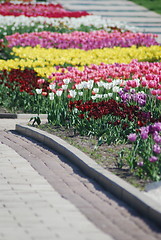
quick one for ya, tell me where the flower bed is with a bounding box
[5,31,159,49]
[0,2,161,181]
[1,45,161,78]
[0,2,90,18]
[0,15,139,39]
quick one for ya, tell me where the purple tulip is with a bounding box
[140,126,149,140]
[153,131,161,145]
[127,133,137,142]
[137,161,144,167]
[153,144,161,154]
[153,122,161,132]
[149,156,158,162]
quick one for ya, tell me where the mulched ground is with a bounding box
[37,124,153,190]
[0,106,10,113]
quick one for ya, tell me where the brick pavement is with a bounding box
[0,130,111,240]
[1,128,161,240]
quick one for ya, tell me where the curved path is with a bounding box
[0,118,161,240]
[57,0,161,43]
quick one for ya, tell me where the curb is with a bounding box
[0,113,47,119]
[16,123,161,228]
[0,113,17,119]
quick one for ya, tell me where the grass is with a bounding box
[129,0,161,14]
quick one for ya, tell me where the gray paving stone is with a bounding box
[0,140,111,240]
[58,0,161,43]
[1,129,161,240]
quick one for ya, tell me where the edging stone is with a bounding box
[0,113,17,119]
[16,123,161,227]
[0,113,47,119]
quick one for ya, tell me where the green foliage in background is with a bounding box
[129,0,161,14]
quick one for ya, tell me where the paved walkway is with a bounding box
[1,117,161,240]
[0,118,110,240]
[57,0,161,43]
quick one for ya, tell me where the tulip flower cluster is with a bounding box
[0,2,90,18]
[0,14,139,39]
[1,45,161,77]
[0,69,49,94]
[127,122,161,181]
[69,98,159,124]
[5,30,159,49]
[49,60,161,100]
[118,89,147,106]
[0,68,50,113]
[66,97,161,147]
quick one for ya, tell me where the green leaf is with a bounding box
[29,116,41,126]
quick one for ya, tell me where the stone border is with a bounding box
[0,113,17,119]
[16,123,161,227]
[0,113,47,119]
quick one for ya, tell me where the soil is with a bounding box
[0,106,11,113]
[37,123,153,190]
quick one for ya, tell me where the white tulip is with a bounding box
[63,78,71,84]
[36,89,42,94]
[86,80,94,89]
[56,90,63,97]
[49,83,56,90]
[62,84,68,90]
[78,91,83,96]
[113,79,122,85]
[97,81,104,87]
[91,96,97,100]
[93,88,99,93]
[108,93,113,97]
[103,83,112,90]
[75,83,83,90]
[112,86,121,93]
[103,94,109,98]
[49,92,55,100]
[69,90,77,98]
[82,81,88,89]
[73,108,78,113]
[95,94,103,99]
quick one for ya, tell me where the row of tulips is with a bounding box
[0,14,139,40]
[0,2,161,181]
[1,60,161,128]
[5,30,159,49]
[0,2,90,18]
[1,45,161,79]
[2,59,161,95]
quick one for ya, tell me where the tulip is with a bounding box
[49,92,55,100]
[56,89,63,97]
[49,83,56,90]
[93,88,99,93]
[149,156,158,162]
[69,90,77,98]
[153,144,161,154]
[127,133,137,142]
[36,88,42,94]
[37,78,45,84]
[63,78,71,84]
